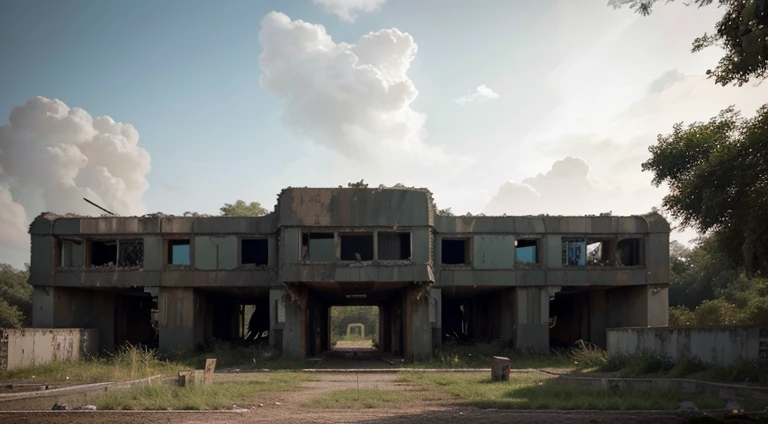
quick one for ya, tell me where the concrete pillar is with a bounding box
[500,289,515,341]
[269,288,285,351]
[32,286,55,328]
[589,289,607,349]
[514,286,560,351]
[279,285,307,359]
[391,302,402,355]
[429,288,442,351]
[607,284,668,328]
[404,284,432,362]
[158,288,203,353]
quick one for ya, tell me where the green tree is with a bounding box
[0,263,32,328]
[642,104,768,277]
[219,200,268,217]
[610,0,768,86]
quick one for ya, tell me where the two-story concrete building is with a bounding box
[28,186,670,361]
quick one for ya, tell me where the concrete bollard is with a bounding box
[491,356,511,382]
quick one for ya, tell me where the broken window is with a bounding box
[586,238,613,266]
[60,239,84,268]
[617,238,642,266]
[515,239,538,264]
[340,233,374,261]
[118,239,144,268]
[90,241,117,267]
[442,238,470,265]
[241,238,268,265]
[301,232,335,262]
[168,239,190,265]
[562,238,586,266]
[378,232,411,260]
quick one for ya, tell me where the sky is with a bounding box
[1,0,767,268]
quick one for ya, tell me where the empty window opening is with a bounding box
[118,239,144,268]
[168,239,190,265]
[330,306,379,352]
[617,238,642,266]
[442,238,470,265]
[515,239,538,264]
[586,238,613,266]
[90,241,117,267]
[242,238,268,265]
[60,240,84,268]
[340,233,374,261]
[302,232,335,261]
[378,232,411,260]
[562,238,586,266]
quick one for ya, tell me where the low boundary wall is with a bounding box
[0,328,99,370]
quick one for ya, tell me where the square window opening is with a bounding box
[118,239,144,268]
[340,233,374,261]
[378,232,411,260]
[168,239,190,265]
[617,238,642,266]
[562,238,586,266]
[586,238,613,266]
[302,232,335,262]
[442,238,470,265]
[515,239,538,264]
[90,240,117,267]
[242,239,268,265]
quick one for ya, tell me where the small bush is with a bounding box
[616,353,674,377]
[666,356,707,378]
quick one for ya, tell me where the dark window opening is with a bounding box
[378,232,411,260]
[302,232,335,261]
[586,238,613,266]
[118,239,144,267]
[442,238,470,265]
[242,239,268,265]
[515,239,538,264]
[60,240,84,268]
[617,238,642,266]
[91,241,117,267]
[168,239,190,265]
[562,238,586,266]
[340,233,374,261]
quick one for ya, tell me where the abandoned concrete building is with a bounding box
[27,187,670,361]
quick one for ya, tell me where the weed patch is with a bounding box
[94,372,308,410]
[398,372,731,410]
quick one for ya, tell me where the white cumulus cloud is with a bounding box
[258,12,467,167]
[0,96,151,267]
[454,85,500,106]
[312,0,387,22]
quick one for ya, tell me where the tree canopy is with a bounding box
[642,103,768,276]
[610,0,768,86]
[219,200,268,217]
[0,263,32,328]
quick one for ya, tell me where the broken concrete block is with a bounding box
[676,402,700,413]
[52,402,67,410]
[491,356,511,382]
[74,405,97,411]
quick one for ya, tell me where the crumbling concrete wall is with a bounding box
[607,326,767,367]
[1,329,99,370]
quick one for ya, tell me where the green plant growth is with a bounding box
[95,372,308,410]
[0,263,31,328]
[398,372,732,410]
[329,306,379,345]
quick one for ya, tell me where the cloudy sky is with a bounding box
[1,0,767,268]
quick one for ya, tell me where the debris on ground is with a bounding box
[52,402,67,410]
[73,405,97,411]
[677,401,700,413]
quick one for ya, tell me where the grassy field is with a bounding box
[397,372,736,411]
[94,372,309,410]
[303,389,416,409]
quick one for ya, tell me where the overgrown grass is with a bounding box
[0,344,184,384]
[94,372,308,410]
[166,342,306,371]
[600,353,768,384]
[303,389,414,409]
[398,372,732,410]
[409,340,573,369]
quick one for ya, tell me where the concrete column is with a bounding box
[280,285,307,359]
[607,284,668,328]
[500,288,515,341]
[32,286,55,328]
[514,286,560,351]
[158,288,203,353]
[429,288,442,351]
[269,288,285,350]
[404,285,432,362]
[589,289,607,349]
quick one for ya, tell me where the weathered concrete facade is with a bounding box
[0,328,100,370]
[28,187,670,360]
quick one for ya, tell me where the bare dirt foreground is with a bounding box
[0,373,763,424]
